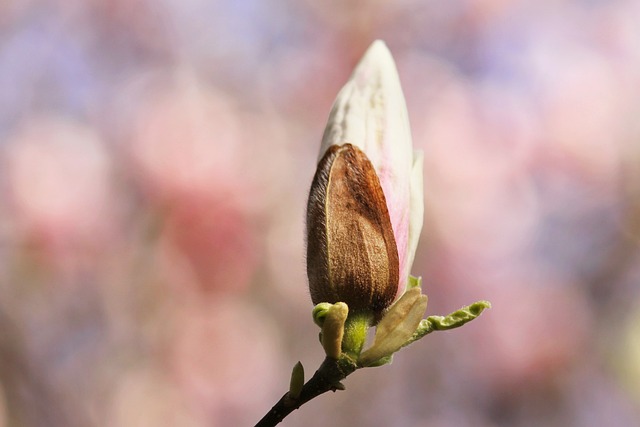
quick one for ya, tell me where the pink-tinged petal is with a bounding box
[404,151,424,294]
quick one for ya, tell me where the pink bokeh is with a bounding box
[1,1,639,426]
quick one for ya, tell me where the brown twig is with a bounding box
[254,356,358,427]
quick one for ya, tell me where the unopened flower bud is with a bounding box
[306,40,423,320]
[319,41,424,301]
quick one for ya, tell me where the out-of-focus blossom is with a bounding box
[466,278,590,392]
[109,368,202,427]
[420,81,538,258]
[3,116,115,272]
[128,73,251,204]
[170,298,284,426]
[127,73,259,294]
[535,45,624,184]
[156,198,256,296]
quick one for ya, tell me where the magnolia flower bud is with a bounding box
[306,40,424,320]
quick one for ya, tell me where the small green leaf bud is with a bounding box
[288,361,304,399]
[321,302,349,359]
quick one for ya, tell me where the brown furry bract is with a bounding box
[306,143,399,320]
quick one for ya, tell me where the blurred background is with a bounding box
[1,0,639,426]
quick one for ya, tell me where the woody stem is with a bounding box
[254,356,358,427]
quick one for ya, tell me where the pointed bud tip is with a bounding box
[355,40,398,78]
[364,40,391,58]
